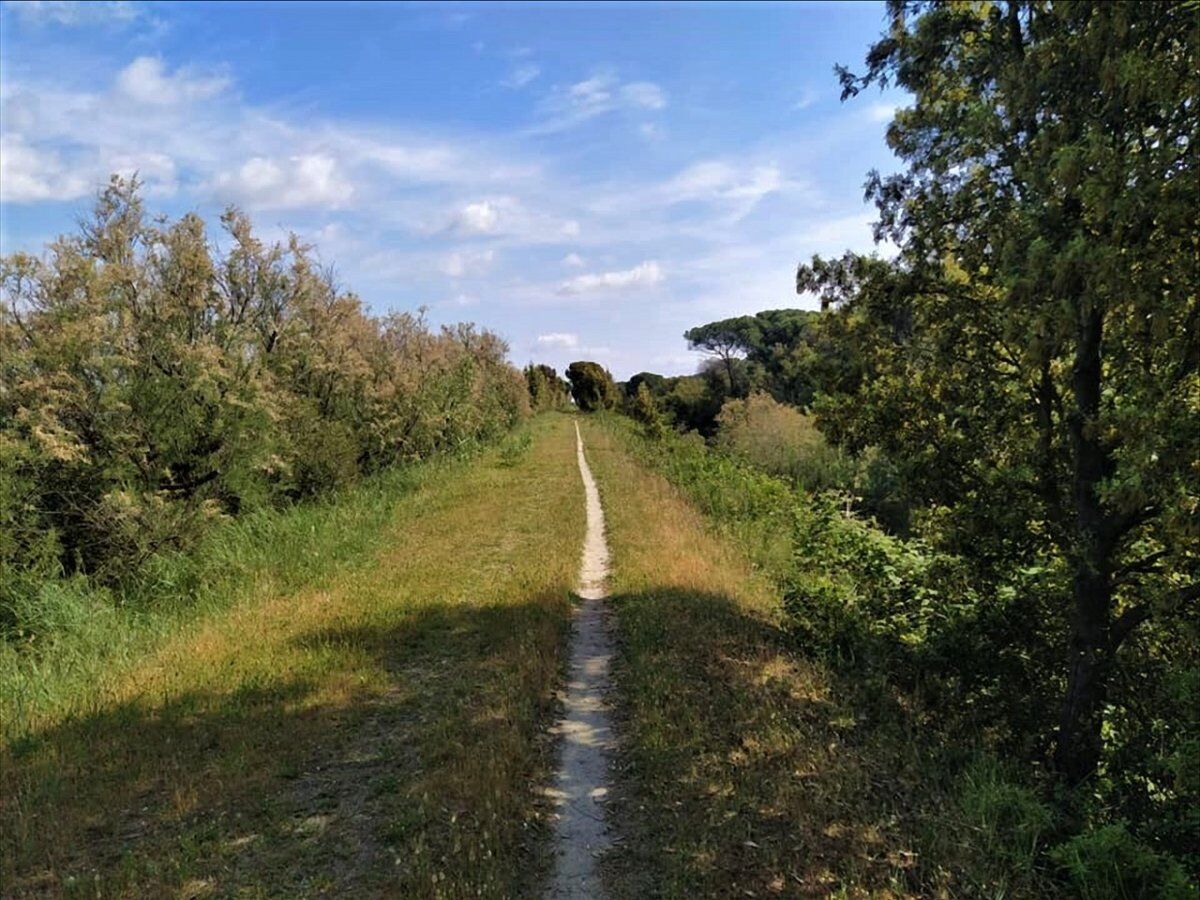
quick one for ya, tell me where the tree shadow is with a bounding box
[599,586,945,899]
[2,592,569,898]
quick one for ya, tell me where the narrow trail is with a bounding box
[546,422,615,899]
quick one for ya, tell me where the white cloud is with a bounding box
[559,260,664,295]
[663,161,782,204]
[792,87,819,111]
[115,56,229,106]
[439,248,496,278]
[451,199,501,234]
[562,253,585,267]
[621,82,666,110]
[0,133,90,201]
[536,332,580,348]
[531,73,667,134]
[502,64,541,89]
[584,159,791,224]
[212,154,353,209]
[10,1,144,27]
[109,150,177,195]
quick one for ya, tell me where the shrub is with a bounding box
[958,758,1054,876]
[714,393,856,493]
[0,176,529,621]
[1048,823,1193,900]
[627,382,667,440]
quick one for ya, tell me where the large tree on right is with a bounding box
[822,1,1198,789]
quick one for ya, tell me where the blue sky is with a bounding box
[0,0,902,378]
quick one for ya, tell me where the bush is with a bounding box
[958,758,1054,876]
[0,176,529,638]
[1048,823,1193,900]
[715,392,855,492]
[627,382,667,440]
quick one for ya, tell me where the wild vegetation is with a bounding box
[609,0,1198,891]
[2,1,1195,897]
[1,414,582,897]
[1,177,528,647]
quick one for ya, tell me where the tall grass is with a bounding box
[1,454,462,745]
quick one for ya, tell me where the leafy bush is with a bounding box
[626,382,667,440]
[1049,824,1194,900]
[715,392,856,493]
[497,431,532,467]
[599,414,1197,888]
[0,176,529,637]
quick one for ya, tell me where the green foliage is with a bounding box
[600,412,1196,890]
[1048,824,1194,900]
[828,0,1200,796]
[565,360,617,412]
[957,758,1054,878]
[497,431,533,467]
[0,176,529,636]
[685,308,831,407]
[626,382,667,440]
[714,392,855,494]
[524,363,571,412]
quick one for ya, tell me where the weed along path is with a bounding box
[546,422,617,898]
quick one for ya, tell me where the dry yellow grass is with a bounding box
[1,413,584,898]
[580,419,948,899]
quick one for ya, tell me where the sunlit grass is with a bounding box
[582,416,1058,898]
[1,413,584,898]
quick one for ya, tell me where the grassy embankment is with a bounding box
[583,415,1059,899]
[1,414,583,898]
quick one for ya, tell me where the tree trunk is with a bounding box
[1055,301,1115,787]
[1056,563,1113,786]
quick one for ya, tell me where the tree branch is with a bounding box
[1111,582,1200,651]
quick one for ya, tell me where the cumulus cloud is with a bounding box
[450,199,501,234]
[562,253,585,267]
[536,332,580,348]
[559,260,664,295]
[0,133,90,202]
[115,56,229,106]
[212,154,353,209]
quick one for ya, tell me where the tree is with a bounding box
[525,363,570,411]
[627,382,667,439]
[829,0,1199,789]
[565,361,617,412]
[684,316,758,398]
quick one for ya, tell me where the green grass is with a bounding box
[2,461,426,747]
[582,416,1062,898]
[1,413,585,897]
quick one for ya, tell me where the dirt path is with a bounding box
[546,422,615,899]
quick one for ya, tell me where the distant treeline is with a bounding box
[1,177,528,607]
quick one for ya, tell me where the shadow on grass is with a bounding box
[1,591,569,899]
[601,586,942,899]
